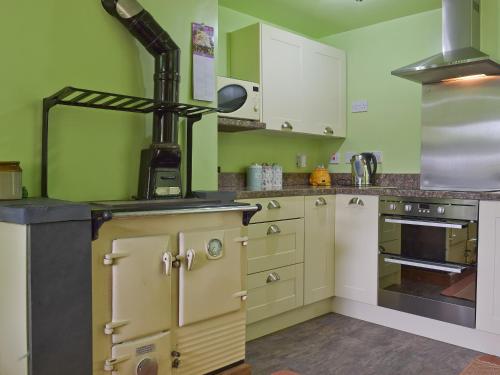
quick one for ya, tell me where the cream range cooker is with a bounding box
[91,201,259,375]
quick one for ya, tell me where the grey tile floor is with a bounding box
[246,313,480,375]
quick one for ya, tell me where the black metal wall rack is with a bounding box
[42,86,217,198]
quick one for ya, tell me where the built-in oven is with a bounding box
[378,196,479,328]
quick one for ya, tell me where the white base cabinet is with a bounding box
[304,196,335,305]
[477,201,500,335]
[334,195,379,305]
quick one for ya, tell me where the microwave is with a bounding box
[217,76,260,121]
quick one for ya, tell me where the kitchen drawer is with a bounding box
[239,197,304,223]
[247,218,304,274]
[247,264,304,324]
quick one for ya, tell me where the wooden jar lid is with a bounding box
[0,161,22,172]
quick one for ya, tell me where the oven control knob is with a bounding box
[437,206,445,215]
[389,203,397,211]
[404,204,412,212]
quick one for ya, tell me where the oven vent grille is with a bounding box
[136,343,156,356]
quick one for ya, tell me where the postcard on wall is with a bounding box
[192,22,215,102]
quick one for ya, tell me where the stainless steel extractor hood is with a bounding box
[392,0,500,84]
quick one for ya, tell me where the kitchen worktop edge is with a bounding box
[226,186,500,201]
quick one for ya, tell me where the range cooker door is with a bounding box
[107,235,173,344]
[178,228,246,327]
[105,331,171,375]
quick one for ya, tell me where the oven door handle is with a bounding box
[384,218,468,229]
[383,256,466,274]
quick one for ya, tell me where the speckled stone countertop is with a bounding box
[225,185,500,200]
[218,173,500,201]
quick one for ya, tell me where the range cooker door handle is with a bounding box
[383,257,465,274]
[384,218,468,229]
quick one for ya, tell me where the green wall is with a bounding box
[321,9,442,173]
[218,6,340,174]
[0,0,218,201]
[217,6,443,174]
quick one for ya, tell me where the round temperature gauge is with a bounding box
[207,238,223,259]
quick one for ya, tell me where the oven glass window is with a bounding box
[379,218,477,310]
[218,84,248,113]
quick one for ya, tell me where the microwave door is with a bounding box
[218,84,248,114]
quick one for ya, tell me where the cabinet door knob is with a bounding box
[315,197,327,207]
[267,224,281,235]
[267,200,281,209]
[266,272,281,283]
[281,121,293,131]
[348,197,364,207]
[324,126,334,135]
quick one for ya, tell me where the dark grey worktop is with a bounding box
[0,198,91,224]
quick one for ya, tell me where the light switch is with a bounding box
[352,100,368,113]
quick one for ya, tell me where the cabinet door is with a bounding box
[303,40,346,138]
[335,195,378,305]
[247,264,304,324]
[109,235,172,344]
[261,24,305,133]
[304,196,335,305]
[247,218,304,274]
[178,227,246,327]
[477,201,500,334]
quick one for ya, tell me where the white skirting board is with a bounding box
[332,297,500,356]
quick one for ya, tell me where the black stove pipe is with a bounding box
[101,0,180,144]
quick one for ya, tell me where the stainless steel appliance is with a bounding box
[378,196,479,328]
[392,0,500,84]
[351,153,377,186]
[421,76,500,191]
[218,77,260,121]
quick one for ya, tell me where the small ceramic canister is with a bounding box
[247,163,263,191]
[262,164,274,191]
[272,164,283,190]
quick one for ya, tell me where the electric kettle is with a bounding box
[351,153,377,186]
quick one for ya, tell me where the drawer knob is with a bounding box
[267,224,281,235]
[266,272,281,283]
[348,197,364,207]
[281,121,293,131]
[267,200,281,210]
[315,197,327,207]
[324,126,334,135]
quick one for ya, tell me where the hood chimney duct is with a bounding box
[102,0,184,199]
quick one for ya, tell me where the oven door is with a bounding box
[378,215,477,328]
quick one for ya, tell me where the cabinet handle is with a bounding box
[348,197,364,207]
[315,197,327,207]
[186,249,196,271]
[162,251,174,276]
[281,121,293,131]
[324,126,334,135]
[267,224,281,235]
[267,200,281,209]
[266,272,281,283]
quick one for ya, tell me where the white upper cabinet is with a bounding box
[260,24,306,133]
[230,23,346,137]
[477,201,500,335]
[303,40,346,137]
